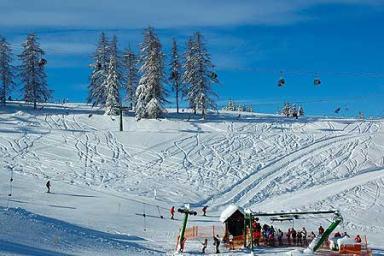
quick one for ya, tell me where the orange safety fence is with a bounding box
[183,225,225,240]
[175,225,225,252]
[177,228,372,254]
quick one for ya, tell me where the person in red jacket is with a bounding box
[318,225,325,235]
[170,206,175,220]
[355,235,362,243]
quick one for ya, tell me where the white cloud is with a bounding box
[41,42,94,55]
[0,0,381,29]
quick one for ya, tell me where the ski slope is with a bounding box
[0,102,383,255]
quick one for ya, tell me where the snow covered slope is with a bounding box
[0,102,383,255]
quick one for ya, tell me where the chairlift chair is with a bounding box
[38,58,47,67]
[278,72,285,87]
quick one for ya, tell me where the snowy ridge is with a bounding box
[0,102,383,255]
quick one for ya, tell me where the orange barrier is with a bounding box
[183,225,225,239]
[339,243,361,254]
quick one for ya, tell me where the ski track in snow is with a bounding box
[0,104,384,254]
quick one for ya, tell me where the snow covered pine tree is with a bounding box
[183,32,218,119]
[183,38,197,113]
[135,27,167,120]
[169,39,182,114]
[18,33,50,109]
[105,55,120,115]
[123,47,139,110]
[88,32,109,107]
[104,35,123,115]
[0,36,15,106]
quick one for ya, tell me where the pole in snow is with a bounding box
[119,108,123,131]
[113,105,129,131]
[244,208,254,251]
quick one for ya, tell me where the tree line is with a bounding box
[0,33,50,109]
[0,27,218,119]
[88,27,219,120]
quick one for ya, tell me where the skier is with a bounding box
[252,218,261,246]
[46,180,51,193]
[302,227,308,245]
[309,231,316,242]
[228,234,234,250]
[268,231,275,246]
[277,229,283,246]
[213,234,220,253]
[170,206,175,220]
[318,225,324,235]
[179,237,186,252]
[291,228,297,245]
[297,230,302,246]
[202,206,208,216]
[354,235,362,243]
[201,238,208,253]
[334,231,341,238]
[286,228,292,245]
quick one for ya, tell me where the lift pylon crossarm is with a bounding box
[251,210,339,217]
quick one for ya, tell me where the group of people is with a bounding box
[285,227,311,246]
[200,235,221,254]
[250,223,363,248]
[246,219,320,248]
[333,231,362,244]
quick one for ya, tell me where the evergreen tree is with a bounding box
[281,102,291,117]
[183,32,218,119]
[109,35,123,84]
[135,27,167,119]
[169,39,182,113]
[183,38,197,113]
[298,106,304,116]
[0,36,15,106]
[123,47,139,110]
[18,33,51,109]
[88,32,109,106]
[105,55,120,115]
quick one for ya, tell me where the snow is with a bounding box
[219,204,243,223]
[0,102,384,255]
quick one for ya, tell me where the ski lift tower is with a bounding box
[113,105,130,131]
[176,204,197,253]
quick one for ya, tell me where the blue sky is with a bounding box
[0,0,383,117]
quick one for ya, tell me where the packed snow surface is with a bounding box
[0,102,383,255]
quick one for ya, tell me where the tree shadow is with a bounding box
[0,239,74,256]
[1,207,162,253]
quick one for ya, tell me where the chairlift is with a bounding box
[38,58,47,67]
[314,77,321,86]
[278,72,285,87]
